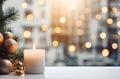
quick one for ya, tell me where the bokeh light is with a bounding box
[22,2,28,9]
[102,7,108,13]
[100,32,106,39]
[59,17,66,23]
[10,0,120,66]
[68,45,76,52]
[112,43,118,49]
[27,14,33,20]
[53,40,59,47]
[112,7,117,13]
[23,30,31,38]
[41,25,48,31]
[117,30,120,35]
[85,42,92,48]
[77,29,83,36]
[95,14,102,20]
[38,0,45,5]
[54,27,61,33]
[106,18,113,24]
[117,21,120,27]
[101,49,110,57]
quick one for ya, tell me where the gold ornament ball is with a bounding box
[4,39,18,54]
[0,33,4,44]
[3,32,14,40]
[0,59,13,74]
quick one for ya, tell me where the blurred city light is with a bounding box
[23,31,31,38]
[52,40,59,47]
[112,7,117,13]
[26,14,33,20]
[85,42,92,48]
[117,30,120,35]
[95,14,102,20]
[77,29,83,36]
[100,32,106,39]
[117,21,120,27]
[102,7,108,13]
[22,2,28,8]
[112,43,118,49]
[101,49,110,57]
[59,17,66,23]
[68,45,76,52]
[41,25,48,31]
[38,0,45,5]
[54,27,61,33]
[106,18,113,25]
[8,0,120,66]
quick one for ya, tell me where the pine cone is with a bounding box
[10,59,24,75]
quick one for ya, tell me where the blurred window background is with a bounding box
[3,0,120,66]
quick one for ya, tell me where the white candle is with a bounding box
[24,44,45,74]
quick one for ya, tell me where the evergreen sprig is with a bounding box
[14,33,23,43]
[8,48,24,61]
[0,0,7,5]
[5,27,23,42]
[0,8,19,25]
[0,0,23,61]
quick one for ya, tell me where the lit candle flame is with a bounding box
[33,43,36,50]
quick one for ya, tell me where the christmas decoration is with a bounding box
[0,0,23,75]
[4,39,18,54]
[0,32,3,44]
[0,59,12,75]
[3,31,13,40]
[10,59,24,75]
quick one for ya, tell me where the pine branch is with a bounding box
[8,48,24,61]
[0,0,7,5]
[0,7,19,25]
[14,33,24,43]
[16,48,24,61]
[5,27,23,42]
[0,27,12,34]
[0,26,7,33]
[0,0,23,61]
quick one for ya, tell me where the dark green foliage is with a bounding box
[2,8,19,25]
[0,27,7,33]
[0,27,13,34]
[0,8,19,33]
[0,0,7,5]
[0,0,23,60]
[13,33,23,43]
[0,45,8,59]
[8,48,24,61]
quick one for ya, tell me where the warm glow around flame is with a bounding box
[33,43,36,50]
